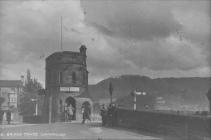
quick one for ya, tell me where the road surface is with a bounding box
[0,122,170,139]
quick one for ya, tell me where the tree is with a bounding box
[19,69,43,116]
[24,69,42,93]
[26,69,31,83]
[0,97,5,123]
[0,97,5,108]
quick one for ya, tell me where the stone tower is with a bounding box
[43,45,91,122]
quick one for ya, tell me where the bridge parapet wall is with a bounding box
[116,108,211,139]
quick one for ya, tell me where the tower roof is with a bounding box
[46,51,80,60]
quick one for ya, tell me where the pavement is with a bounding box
[0,121,168,139]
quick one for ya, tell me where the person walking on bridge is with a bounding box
[81,104,91,124]
[100,104,107,126]
[107,103,117,127]
[0,110,4,124]
[207,88,211,112]
[67,104,74,122]
[6,110,11,124]
[64,103,69,122]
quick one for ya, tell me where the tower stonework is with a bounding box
[43,45,91,122]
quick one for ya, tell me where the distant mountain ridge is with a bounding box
[88,75,211,109]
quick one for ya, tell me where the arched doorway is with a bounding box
[82,101,90,107]
[81,101,91,123]
[65,96,76,120]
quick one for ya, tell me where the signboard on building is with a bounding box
[60,87,80,96]
[60,87,79,92]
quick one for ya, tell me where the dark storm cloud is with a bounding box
[0,1,84,82]
[0,1,83,65]
[105,36,206,72]
[81,0,182,40]
[0,0,210,84]
[81,0,210,77]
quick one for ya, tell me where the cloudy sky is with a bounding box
[0,0,210,86]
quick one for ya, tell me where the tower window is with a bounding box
[72,72,76,83]
[59,72,63,84]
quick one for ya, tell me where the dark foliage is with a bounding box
[0,97,5,107]
[19,69,43,115]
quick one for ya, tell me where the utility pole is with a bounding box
[109,82,113,104]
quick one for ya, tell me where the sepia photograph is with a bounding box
[0,0,210,139]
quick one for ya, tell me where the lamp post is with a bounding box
[7,93,11,109]
[49,95,52,124]
[31,99,38,116]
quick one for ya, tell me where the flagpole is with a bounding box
[60,16,63,51]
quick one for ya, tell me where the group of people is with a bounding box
[0,110,11,125]
[100,103,117,127]
[64,102,117,125]
[63,103,91,124]
[64,104,74,122]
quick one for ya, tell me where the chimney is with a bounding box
[80,45,87,56]
[80,45,87,66]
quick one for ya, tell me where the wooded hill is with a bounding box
[88,75,211,110]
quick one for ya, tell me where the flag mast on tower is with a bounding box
[60,16,63,52]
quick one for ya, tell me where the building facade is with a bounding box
[43,45,92,122]
[0,80,23,122]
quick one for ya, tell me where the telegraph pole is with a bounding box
[109,82,113,104]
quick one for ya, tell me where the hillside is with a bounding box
[88,75,211,110]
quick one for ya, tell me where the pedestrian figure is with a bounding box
[81,104,91,124]
[0,110,4,125]
[6,110,11,124]
[107,103,117,127]
[111,104,117,126]
[107,104,113,126]
[207,88,211,112]
[64,103,68,122]
[100,104,107,126]
[67,104,74,122]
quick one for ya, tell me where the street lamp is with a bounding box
[31,99,38,116]
[131,90,146,111]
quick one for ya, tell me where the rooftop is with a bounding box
[46,51,81,60]
[46,45,86,60]
[0,80,23,87]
